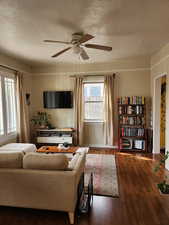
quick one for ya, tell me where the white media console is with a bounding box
[37,128,73,145]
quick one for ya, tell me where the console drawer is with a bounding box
[37,136,72,144]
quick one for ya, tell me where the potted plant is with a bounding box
[154,151,169,194]
[31,111,52,129]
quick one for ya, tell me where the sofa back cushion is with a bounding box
[23,153,69,170]
[0,151,23,168]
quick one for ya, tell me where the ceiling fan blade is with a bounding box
[80,48,89,60]
[44,40,71,44]
[79,34,94,44]
[52,47,72,58]
[85,44,112,51]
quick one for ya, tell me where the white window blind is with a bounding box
[84,83,104,121]
[0,73,17,138]
[0,77,4,135]
[4,77,17,134]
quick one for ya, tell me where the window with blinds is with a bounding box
[4,77,17,133]
[84,83,104,121]
[0,77,4,135]
[0,74,17,137]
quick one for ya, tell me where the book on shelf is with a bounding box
[118,96,145,105]
[120,128,144,137]
[118,105,144,115]
[120,138,145,150]
[119,116,144,126]
[118,95,147,152]
[120,138,132,149]
[133,140,145,150]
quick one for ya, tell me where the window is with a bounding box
[0,74,17,138]
[84,83,104,121]
[0,77,4,135]
[5,77,17,133]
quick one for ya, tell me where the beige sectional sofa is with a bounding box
[0,151,86,224]
[0,143,37,152]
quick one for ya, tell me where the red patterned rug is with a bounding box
[85,154,119,197]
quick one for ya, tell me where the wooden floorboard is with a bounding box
[0,149,169,225]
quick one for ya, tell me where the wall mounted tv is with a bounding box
[43,91,73,109]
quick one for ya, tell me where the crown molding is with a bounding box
[151,53,169,70]
[31,56,150,75]
[31,67,150,76]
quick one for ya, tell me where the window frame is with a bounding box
[83,81,104,123]
[0,76,4,136]
[0,72,17,142]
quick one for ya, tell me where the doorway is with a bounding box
[160,75,166,154]
[153,74,167,154]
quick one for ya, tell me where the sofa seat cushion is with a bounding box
[0,152,23,168]
[0,143,37,153]
[23,153,69,170]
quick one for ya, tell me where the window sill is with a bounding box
[0,133,17,145]
[84,120,104,123]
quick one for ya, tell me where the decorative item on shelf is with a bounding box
[120,138,132,150]
[26,93,30,105]
[154,151,169,194]
[118,96,147,152]
[31,111,52,129]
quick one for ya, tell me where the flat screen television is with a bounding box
[43,91,73,109]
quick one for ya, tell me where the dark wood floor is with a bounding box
[1,149,169,225]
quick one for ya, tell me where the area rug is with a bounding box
[85,154,119,197]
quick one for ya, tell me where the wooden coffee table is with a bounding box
[36,146,79,153]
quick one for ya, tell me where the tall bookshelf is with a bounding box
[118,96,147,152]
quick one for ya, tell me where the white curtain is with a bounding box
[74,77,84,146]
[104,75,115,146]
[16,72,30,143]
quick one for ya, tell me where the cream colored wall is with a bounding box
[31,74,106,146]
[0,53,151,147]
[83,123,104,146]
[32,56,150,75]
[117,70,150,96]
[83,70,150,146]
[0,52,151,147]
[22,73,33,140]
[31,75,74,128]
[31,57,151,147]
[114,70,151,146]
[151,43,169,170]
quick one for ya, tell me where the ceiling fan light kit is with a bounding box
[80,48,89,60]
[72,45,82,54]
[44,33,112,60]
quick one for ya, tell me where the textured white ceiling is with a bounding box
[0,0,169,66]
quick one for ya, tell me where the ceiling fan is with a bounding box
[44,32,112,60]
